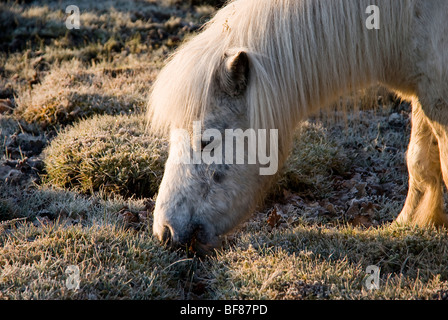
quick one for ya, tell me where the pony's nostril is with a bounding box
[160,222,211,255]
[161,226,173,245]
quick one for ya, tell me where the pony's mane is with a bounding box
[147,0,416,137]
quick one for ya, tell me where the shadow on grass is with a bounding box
[0,0,206,54]
[199,212,448,300]
[19,92,142,129]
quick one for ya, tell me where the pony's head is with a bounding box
[149,46,282,254]
[148,0,306,254]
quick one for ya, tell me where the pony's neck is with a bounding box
[241,0,414,162]
[292,0,409,114]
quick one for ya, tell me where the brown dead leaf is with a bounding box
[116,208,139,224]
[138,210,151,224]
[0,99,14,114]
[346,201,360,217]
[267,207,282,228]
[351,214,372,228]
[360,201,377,215]
[144,199,155,212]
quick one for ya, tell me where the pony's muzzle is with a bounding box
[158,222,212,256]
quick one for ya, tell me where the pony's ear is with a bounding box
[220,50,250,97]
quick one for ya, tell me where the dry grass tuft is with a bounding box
[14,60,157,129]
[42,114,168,198]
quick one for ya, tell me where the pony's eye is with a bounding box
[212,171,225,183]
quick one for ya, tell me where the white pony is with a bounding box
[148,0,448,253]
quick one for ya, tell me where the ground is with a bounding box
[1,0,448,300]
